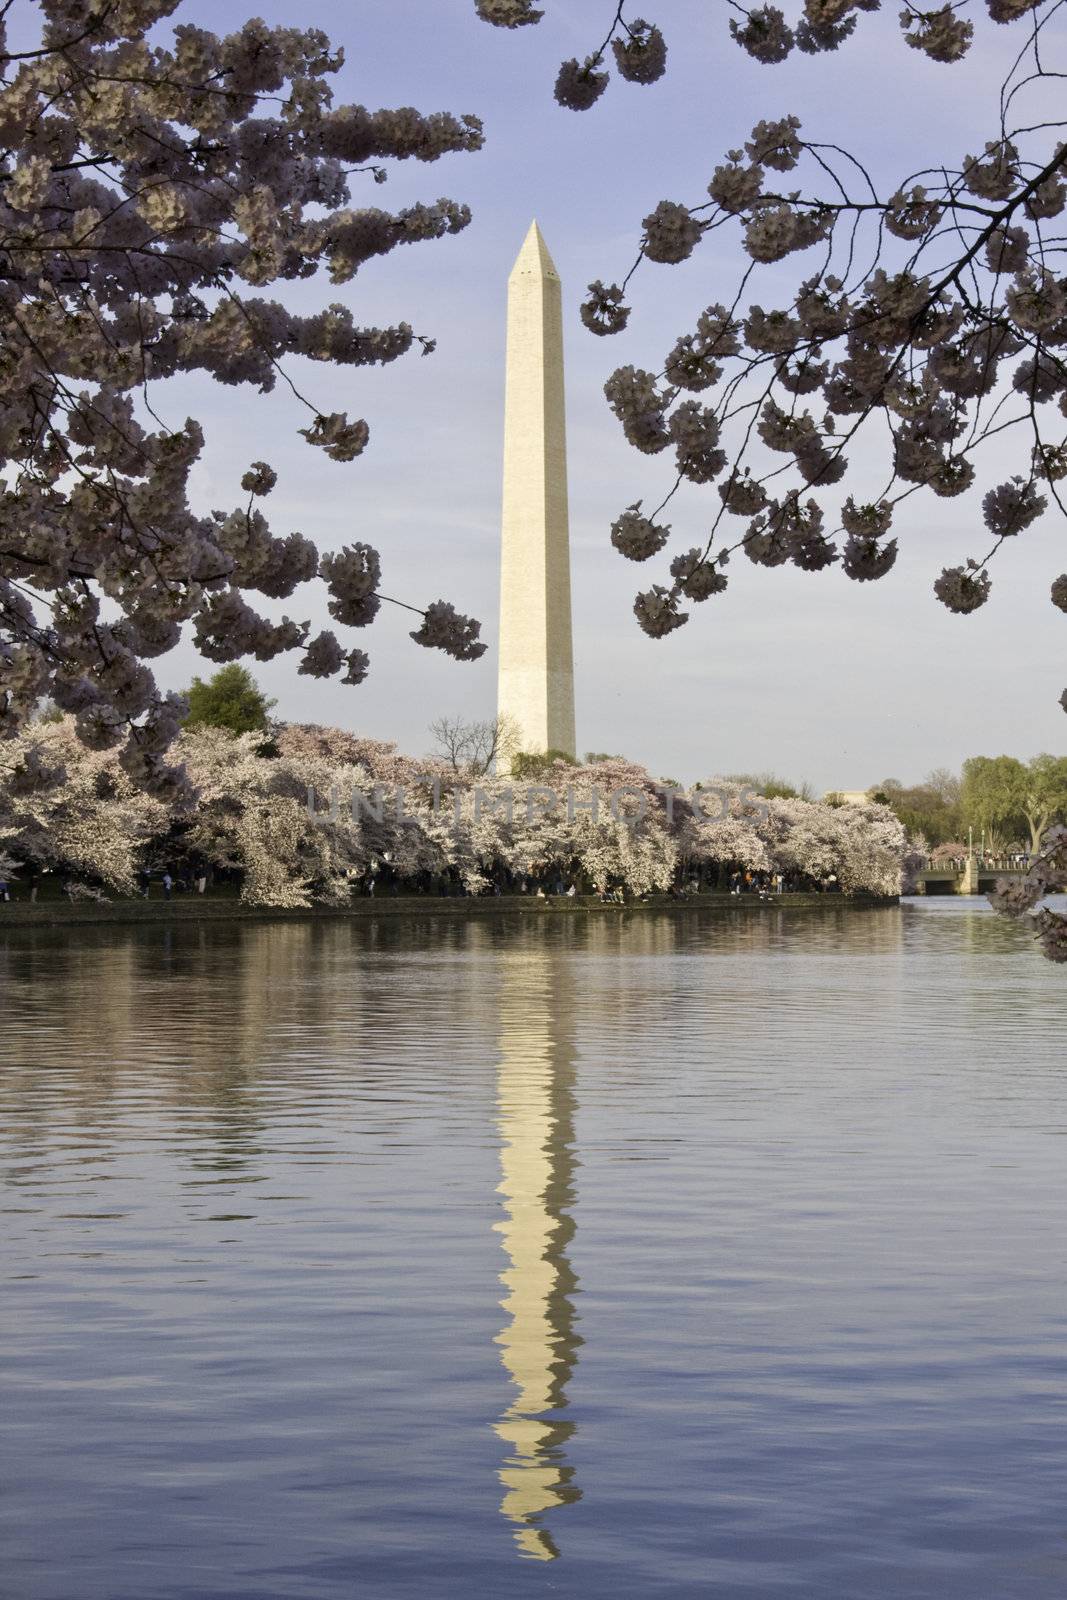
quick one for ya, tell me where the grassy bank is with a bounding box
[0,890,899,929]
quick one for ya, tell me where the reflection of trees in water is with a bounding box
[0,918,515,1178]
[0,933,139,1139]
[0,904,906,1135]
[490,946,582,1561]
[0,923,329,1176]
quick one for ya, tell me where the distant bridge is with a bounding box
[914,854,1030,896]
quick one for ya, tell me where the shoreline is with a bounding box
[0,891,899,930]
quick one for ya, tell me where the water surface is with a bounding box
[2,902,1066,1598]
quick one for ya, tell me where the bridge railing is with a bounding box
[922,856,1030,872]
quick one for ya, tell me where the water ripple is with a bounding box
[1,905,1065,1598]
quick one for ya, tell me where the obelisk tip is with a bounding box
[510,219,559,281]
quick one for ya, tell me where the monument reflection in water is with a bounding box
[491,948,582,1560]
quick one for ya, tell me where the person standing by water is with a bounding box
[162,871,173,900]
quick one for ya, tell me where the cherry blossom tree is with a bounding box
[677,778,907,893]
[175,726,337,906]
[0,713,167,889]
[676,810,772,877]
[0,1,487,803]
[764,796,908,895]
[495,755,679,892]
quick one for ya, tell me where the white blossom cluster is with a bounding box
[0,3,487,793]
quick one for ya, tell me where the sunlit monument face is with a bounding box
[497,222,577,772]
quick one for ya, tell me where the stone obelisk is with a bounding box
[497,221,576,770]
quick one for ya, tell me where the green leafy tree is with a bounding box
[1018,755,1067,852]
[727,772,814,802]
[183,665,276,738]
[961,757,1029,847]
[510,749,578,779]
[870,775,964,848]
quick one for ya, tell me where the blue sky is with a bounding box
[138,1,1066,790]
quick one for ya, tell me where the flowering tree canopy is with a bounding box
[475,0,1067,714]
[0,1,487,802]
[0,714,908,904]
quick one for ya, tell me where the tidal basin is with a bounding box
[3,901,1066,1599]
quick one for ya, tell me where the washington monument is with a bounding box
[497,221,576,769]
